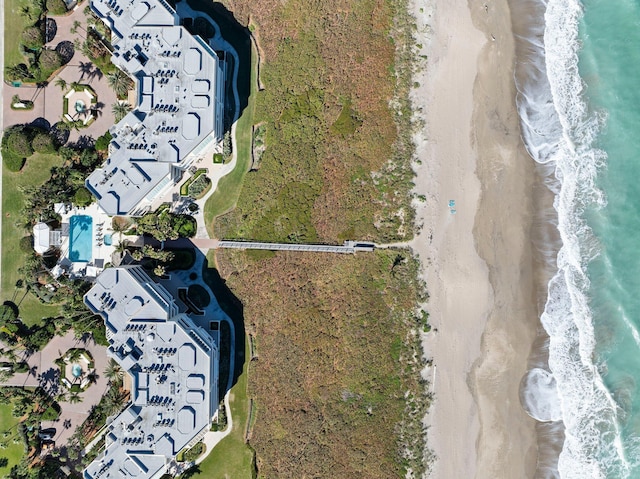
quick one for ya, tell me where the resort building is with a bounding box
[83,265,219,479]
[87,0,225,216]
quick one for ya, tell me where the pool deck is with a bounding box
[56,203,117,278]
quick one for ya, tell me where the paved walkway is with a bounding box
[2,7,117,143]
[0,330,109,448]
[196,391,232,465]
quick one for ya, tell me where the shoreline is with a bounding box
[410,0,539,477]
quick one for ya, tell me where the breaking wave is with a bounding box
[513,0,629,476]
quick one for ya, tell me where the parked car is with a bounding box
[38,428,56,440]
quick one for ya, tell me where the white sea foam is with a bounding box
[521,368,562,422]
[514,0,630,477]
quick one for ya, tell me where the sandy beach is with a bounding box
[410,0,540,477]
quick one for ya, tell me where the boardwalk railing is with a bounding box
[216,240,375,254]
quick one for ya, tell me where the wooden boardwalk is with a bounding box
[185,239,376,254]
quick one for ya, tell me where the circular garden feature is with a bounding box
[59,348,95,391]
[63,85,97,126]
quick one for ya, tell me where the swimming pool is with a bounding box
[104,234,112,246]
[69,215,92,262]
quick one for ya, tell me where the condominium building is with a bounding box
[86,0,225,216]
[83,265,219,479]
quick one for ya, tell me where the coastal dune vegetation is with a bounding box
[198,0,427,476]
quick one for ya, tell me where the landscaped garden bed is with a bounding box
[180,169,211,199]
[177,441,206,462]
[55,348,96,391]
[63,84,98,127]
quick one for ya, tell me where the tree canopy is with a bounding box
[32,132,57,153]
[21,26,44,50]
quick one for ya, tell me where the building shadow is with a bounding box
[200,253,245,396]
[175,0,252,133]
[139,238,245,399]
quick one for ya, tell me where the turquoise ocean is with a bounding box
[513,0,640,477]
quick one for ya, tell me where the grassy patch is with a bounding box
[2,154,63,325]
[185,338,255,479]
[4,0,32,67]
[330,98,363,138]
[204,40,257,233]
[0,401,26,476]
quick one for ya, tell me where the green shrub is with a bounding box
[46,0,68,15]
[32,132,56,153]
[10,100,34,111]
[187,175,211,199]
[6,129,33,158]
[0,305,17,327]
[95,131,113,151]
[74,187,93,206]
[19,236,33,253]
[41,404,60,421]
[2,152,26,172]
[213,153,224,164]
[14,362,29,373]
[183,442,206,462]
[39,49,63,74]
[21,26,45,50]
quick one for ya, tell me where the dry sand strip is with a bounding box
[411,0,539,477]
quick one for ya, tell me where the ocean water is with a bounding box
[513,0,640,477]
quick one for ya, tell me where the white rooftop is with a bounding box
[83,266,218,479]
[33,222,52,254]
[87,0,225,216]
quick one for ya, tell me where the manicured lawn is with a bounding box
[187,338,254,479]
[4,0,32,67]
[0,401,25,476]
[2,154,63,325]
[204,39,257,235]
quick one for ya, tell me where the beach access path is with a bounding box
[411,0,538,477]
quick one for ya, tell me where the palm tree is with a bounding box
[5,64,29,82]
[112,217,129,241]
[103,386,127,415]
[104,358,123,384]
[68,392,82,404]
[114,240,130,255]
[67,348,83,362]
[111,101,131,122]
[54,77,67,91]
[106,70,132,98]
[70,20,83,35]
